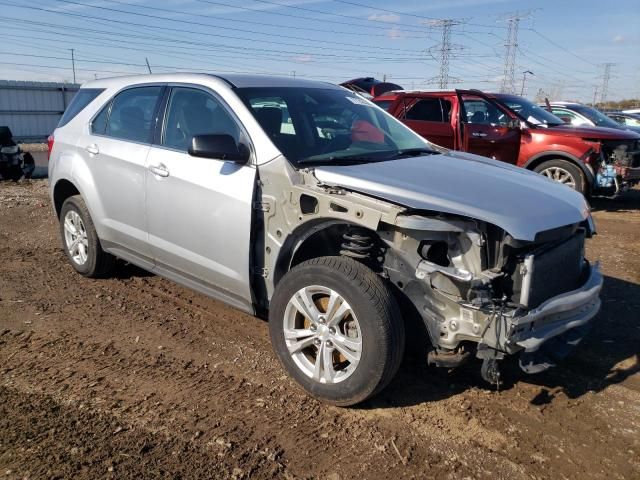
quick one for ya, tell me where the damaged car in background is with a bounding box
[371,85,640,196]
[49,74,602,406]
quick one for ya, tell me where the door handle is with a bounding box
[85,144,99,155]
[149,164,170,178]
[472,132,488,138]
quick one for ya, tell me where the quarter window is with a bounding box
[91,103,110,135]
[163,87,240,151]
[58,88,104,127]
[104,86,162,143]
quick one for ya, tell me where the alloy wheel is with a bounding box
[63,210,89,265]
[283,285,362,384]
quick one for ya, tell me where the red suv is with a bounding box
[373,89,640,196]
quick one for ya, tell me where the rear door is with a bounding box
[456,90,521,164]
[78,85,164,267]
[398,95,456,149]
[144,85,256,311]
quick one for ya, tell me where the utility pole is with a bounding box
[520,70,534,96]
[499,11,532,94]
[145,57,152,74]
[425,19,463,89]
[592,85,599,106]
[600,63,615,104]
[70,48,76,84]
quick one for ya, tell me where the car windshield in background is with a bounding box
[499,95,565,127]
[572,105,622,129]
[236,87,435,165]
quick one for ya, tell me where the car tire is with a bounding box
[534,159,586,195]
[269,256,405,406]
[59,195,115,278]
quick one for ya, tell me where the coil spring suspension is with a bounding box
[340,228,374,260]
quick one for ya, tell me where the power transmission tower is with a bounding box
[499,11,532,94]
[599,63,615,104]
[425,19,464,89]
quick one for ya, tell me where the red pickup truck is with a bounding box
[373,89,640,196]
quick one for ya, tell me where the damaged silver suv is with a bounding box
[49,74,603,406]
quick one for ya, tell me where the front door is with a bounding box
[457,93,521,164]
[145,86,256,310]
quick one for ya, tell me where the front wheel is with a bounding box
[534,159,586,195]
[269,256,405,406]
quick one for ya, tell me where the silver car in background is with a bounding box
[49,73,602,405]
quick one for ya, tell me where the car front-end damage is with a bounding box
[256,151,604,385]
[379,210,602,382]
[304,152,604,383]
[580,136,640,195]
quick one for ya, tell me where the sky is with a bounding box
[0,0,638,102]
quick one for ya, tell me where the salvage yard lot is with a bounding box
[1,180,639,479]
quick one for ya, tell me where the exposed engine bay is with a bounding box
[255,154,603,386]
[596,139,640,193]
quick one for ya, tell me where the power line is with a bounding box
[50,0,424,56]
[329,0,508,29]
[529,29,598,67]
[193,0,429,34]
[105,0,426,39]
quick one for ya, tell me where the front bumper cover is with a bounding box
[507,262,603,373]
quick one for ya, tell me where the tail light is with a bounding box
[47,134,55,160]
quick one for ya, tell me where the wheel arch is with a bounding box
[53,178,81,218]
[273,219,380,288]
[523,151,594,192]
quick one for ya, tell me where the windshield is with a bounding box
[236,87,435,165]
[498,95,565,126]
[572,105,622,129]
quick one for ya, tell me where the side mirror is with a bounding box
[188,134,250,164]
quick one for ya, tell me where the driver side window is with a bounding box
[463,98,508,126]
[162,87,240,152]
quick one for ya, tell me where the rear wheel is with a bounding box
[534,159,585,194]
[59,195,115,278]
[269,256,405,406]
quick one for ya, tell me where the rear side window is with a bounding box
[58,88,104,127]
[404,98,451,123]
[105,86,162,143]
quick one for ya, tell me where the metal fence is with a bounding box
[0,80,80,142]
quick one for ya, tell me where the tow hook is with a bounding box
[477,344,504,389]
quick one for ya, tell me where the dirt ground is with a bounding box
[1,180,638,480]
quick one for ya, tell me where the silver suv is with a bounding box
[49,74,603,406]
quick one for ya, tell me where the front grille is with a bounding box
[506,232,585,309]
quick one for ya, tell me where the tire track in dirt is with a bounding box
[1,180,639,479]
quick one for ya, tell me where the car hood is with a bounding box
[539,124,640,140]
[313,151,590,241]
